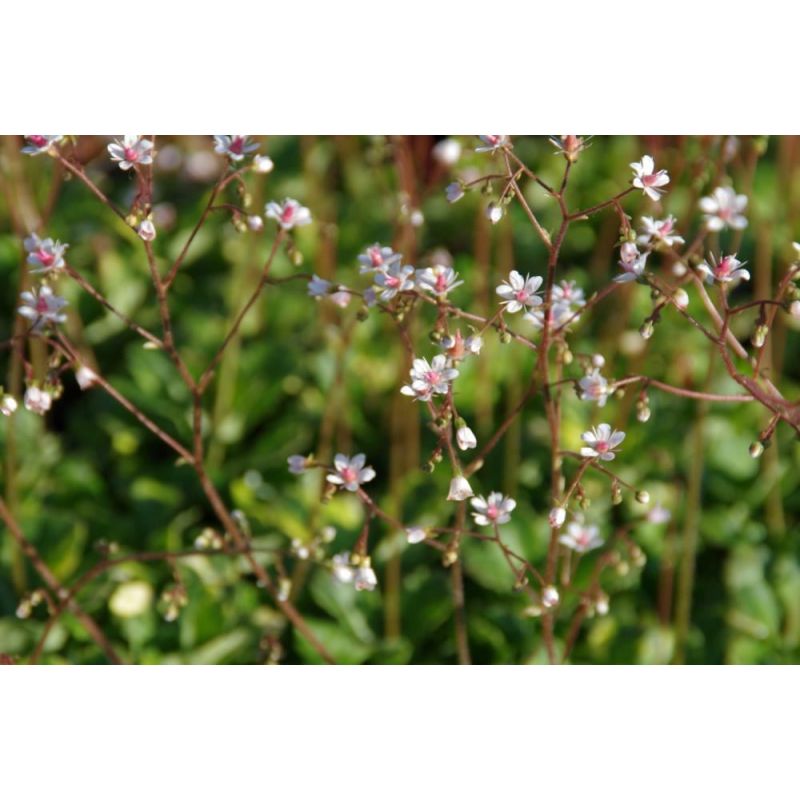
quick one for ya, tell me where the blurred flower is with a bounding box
[440,329,482,359]
[476,135,510,153]
[24,386,52,415]
[496,270,543,313]
[647,503,671,524]
[332,552,354,584]
[549,507,566,528]
[630,155,670,201]
[374,261,415,300]
[1,395,18,416]
[137,219,157,241]
[402,355,458,398]
[405,526,427,544]
[308,274,332,298]
[213,135,259,162]
[456,424,477,451]
[109,581,153,618]
[552,280,585,309]
[541,586,560,608]
[253,155,274,173]
[579,368,610,407]
[22,135,62,156]
[471,492,516,526]
[696,253,750,285]
[699,186,748,231]
[638,215,684,247]
[524,303,576,331]
[416,264,463,298]
[18,285,68,329]
[327,453,376,492]
[107,135,153,170]
[354,562,378,592]
[358,243,400,274]
[287,455,308,474]
[75,365,99,390]
[433,138,462,166]
[24,233,68,273]
[447,475,474,501]
[486,202,504,224]
[615,242,647,283]
[559,521,603,553]
[247,215,263,232]
[446,182,465,203]
[580,423,625,461]
[265,198,312,230]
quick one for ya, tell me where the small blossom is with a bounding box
[440,330,482,360]
[213,135,259,162]
[24,386,52,415]
[486,202,504,224]
[354,563,378,592]
[496,270,544,313]
[615,242,648,283]
[456,425,477,451]
[358,243,400,274]
[22,135,62,156]
[287,455,308,475]
[471,492,516,526]
[580,423,625,461]
[559,521,603,553]
[137,219,157,242]
[1,395,18,416]
[524,303,576,331]
[699,186,748,231]
[549,507,566,528]
[541,586,560,609]
[308,274,332,298]
[107,135,153,170]
[446,182,465,203]
[476,135,510,153]
[551,280,586,310]
[637,215,684,247]
[18,285,68,329]
[416,264,463,298]
[402,354,459,399]
[374,261,415,300]
[433,138,462,166]
[630,155,670,201]
[447,475,474,502]
[578,368,610,407]
[265,198,312,230]
[647,503,672,524]
[253,155,274,173]
[75,365,98,390]
[696,253,750,285]
[327,453,376,492]
[24,233,68,274]
[405,526,427,544]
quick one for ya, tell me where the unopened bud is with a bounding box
[639,320,654,340]
[749,441,764,458]
[751,324,768,349]
[673,288,689,309]
[635,490,650,505]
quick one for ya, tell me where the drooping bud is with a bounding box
[635,490,650,505]
[549,507,567,529]
[749,441,764,458]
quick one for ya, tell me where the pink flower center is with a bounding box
[577,531,590,546]
[486,505,499,520]
[123,146,139,162]
[386,275,400,288]
[658,219,673,235]
[341,467,358,484]
[514,289,529,303]
[369,248,383,267]
[29,135,47,147]
[424,370,441,385]
[35,296,49,313]
[230,137,245,155]
[594,441,609,453]
[642,173,659,186]
[435,273,448,292]
[280,205,295,223]
[486,135,500,145]
[717,258,732,276]
[36,249,54,266]
[718,206,732,221]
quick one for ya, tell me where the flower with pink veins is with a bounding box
[637,215,684,247]
[476,135,510,153]
[18,286,68,330]
[107,135,153,170]
[496,270,544,313]
[470,492,516,526]
[696,253,750,285]
[614,242,648,283]
[559,521,604,553]
[630,155,670,201]
[213,135,259,162]
[699,186,748,231]
[402,355,459,399]
[24,233,69,273]
[21,136,63,156]
[357,243,400,274]
[374,261,415,301]
[580,423,625,461]
[326,453,376,492]
[416,264,463,298]
[265,198,312,230]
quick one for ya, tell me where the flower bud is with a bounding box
[673,288,689,309]
[591,353,605,368]
[405,526,426,544]
[486,203,503,225]
[749,441,764,458]
[253,155,274,173]
[549,507,567,528]
[456,425,477,451]
[635,490,650,505]
[137,219,157,242]
[541,586,560,609]
[639,320,654,340]
[247,215,264,232]
[751,324,768,349]
[447,475,474,502]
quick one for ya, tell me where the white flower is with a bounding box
[524,303,576,331]
[354,563,378,592]
[551,280,586,310]
[638,215,684,247]
[440,330,482,360]
[456,425,477,451]
[696,253,750,285]
[265,198,312,230]
[327,453,376,492]
[75,365,98,390]
[446,182,464,203]
[402,355,459,399]
[374,261,415,300]
[476,135,510,153]
[541,586,560,609]
[21,135,62,156]
[416,264,463,298]
[24,386,52,415]
[647,503,672,524]
[630,155,670,201]
[24,233,68,273]
[433,138,462,166]
[253,155,274,173]
[287,455,307,474]
[470,492,516,526]
[699,186,748,231]
[405,526,427,544]
[18,285,68,329]
[107,135,153,170]
[447,475,474,502]
[1,395,18,416]
[580,423,625,461]
[486,203,504,224]
[496,270,544,313]
[358,243,400,274]
[549,507,566,528]
[559,521,603,553]
[673,288,689,309]
[137,219,157,241]
[247,215,264,232]
[213,135,259,162]
[308,274,332,298]
[615,242,648,283]
[579,369,609,407]
[332,552,354,584]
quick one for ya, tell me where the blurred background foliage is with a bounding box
[1,135,799,664]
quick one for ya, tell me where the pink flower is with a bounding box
[638,215,684,247]
[326,453,376,492]
[470,492,516,526]
[24,233,68,273]
[549,507,566,528]
[630,155,670,201]
[18,286,68,330]
[416,264,463,298]
[578,369,609,407]
[213,135,259,162]
[496,270,544,313]
[699,186,748,231]
[137,219,157,241]
[476,135,510,153]
[559,521,603,553]
[401,355,458,399]
[265,198,312,230]
[614,242,648,283]
[107,135,153,170]
[696,253,750,285]
[358,244,400,274]
[374,261,415,300]
[21,135,63,156]
[580,423,625,461]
